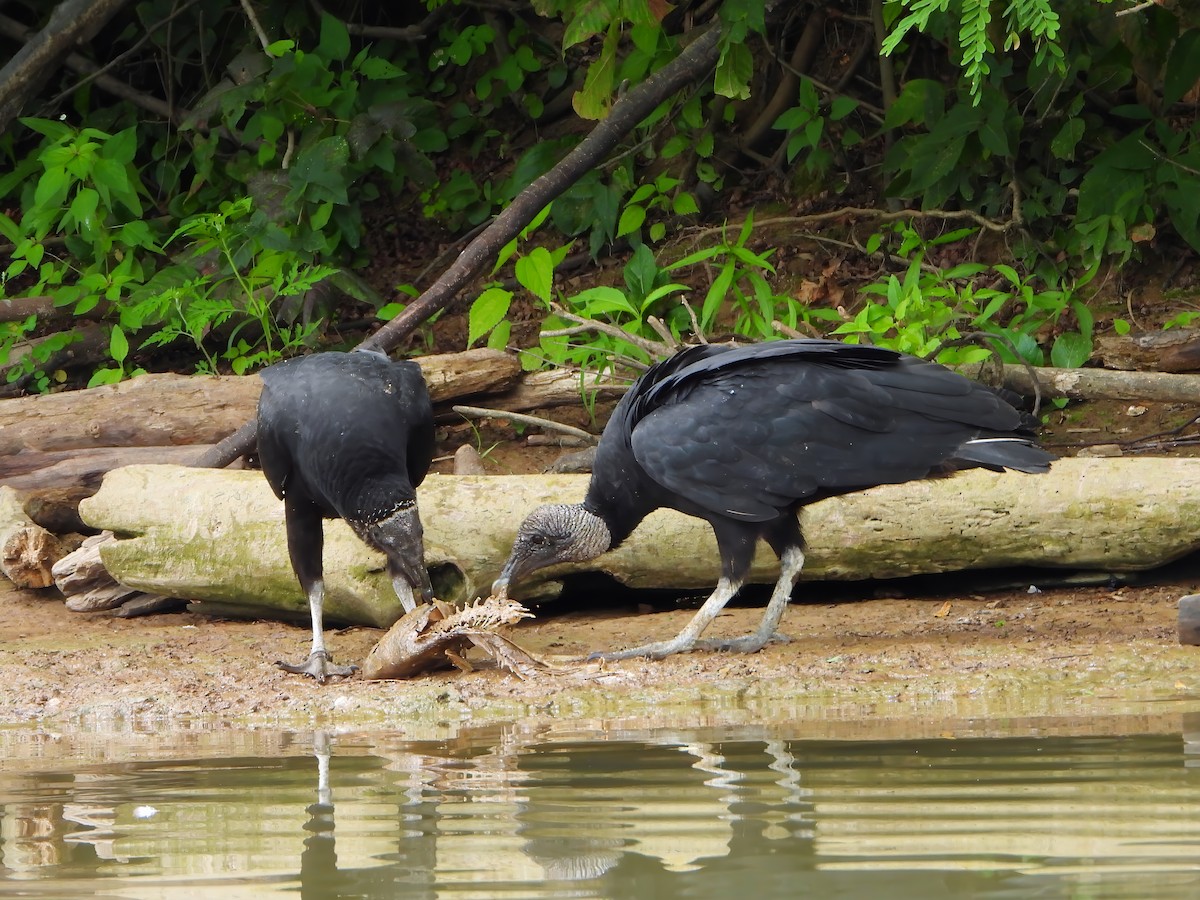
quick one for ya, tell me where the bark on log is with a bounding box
[73,459,1200,626]
[0,486,70,589]
[0,348,520,455]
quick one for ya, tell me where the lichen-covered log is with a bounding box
[76,459,1200,626]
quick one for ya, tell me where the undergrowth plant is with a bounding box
[121,199,334,376]
[832,222,1093,367]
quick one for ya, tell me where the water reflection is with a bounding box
[1,720,1199,898]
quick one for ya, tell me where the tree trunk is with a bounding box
[70,458,1200,626]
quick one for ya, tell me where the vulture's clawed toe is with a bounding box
[275,651,359,684]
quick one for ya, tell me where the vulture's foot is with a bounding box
[589,637,698,662]
[693,631,791,654]
[276,650,358,683]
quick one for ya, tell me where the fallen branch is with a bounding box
[452,405,597,444]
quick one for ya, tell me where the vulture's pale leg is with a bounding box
[276,579,359,683]
[591,577,743,661]
[695,547,804,653]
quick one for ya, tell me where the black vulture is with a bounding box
[257,350,435,682]
[492,339,1054,661]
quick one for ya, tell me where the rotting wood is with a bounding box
[69,459,1200,626]
[0,487,72,589]
[1093,329,1200,373]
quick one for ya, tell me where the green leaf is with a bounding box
[515,247,554,303]
[672,192,700,216]
[1166,29,1200,107]
[109,325,129,364]
[19,117,73,141]
[563,0,619,47]
[359,56,404,80]
[317,13,351,62]
[572,24,619,119]
[468,287,513,347]
[714,41,752,100]
[288,136,351,204]
[266,39,295,57]
[1050,332,1092,369]
[87,367,124,388]
[701,262,736,329]
[830,96,858,121]
[486,318,512,352]
[1051,118,1086,160]
[1112,318,1130,336]
[617,204,646,238]
[884,79,944,129]
[0,213,17,244]
[571,286,637,317]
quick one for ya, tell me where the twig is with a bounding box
[644,315,682,348]
[452,406,598,444]
[46,0,206,109]
[680,297,707,342]
[547,305,674,358]
[308,0,446,40]
[1115,0,1159,16]
[238,0,272,51]
[772,319,821,338]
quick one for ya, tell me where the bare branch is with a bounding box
[452,406,597,444]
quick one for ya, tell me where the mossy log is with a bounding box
[75,459,1200,627]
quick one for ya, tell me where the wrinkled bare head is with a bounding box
[353,501,433,610]
[492,504,611,596]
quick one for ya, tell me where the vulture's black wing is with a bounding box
[627,340,1046,522]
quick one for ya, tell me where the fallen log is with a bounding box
[985,363,1200,404]
[0,348,521,455]
[72,459,1200,626]
[0,486,71,589]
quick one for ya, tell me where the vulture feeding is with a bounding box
[493,339,1054,661]
[257,350,435,681]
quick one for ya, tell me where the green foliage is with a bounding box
[833,222,1093,368]
[122,199,334,375]
[881,0,1063,101]
[773,77,860,178]
[1,118,160,315]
